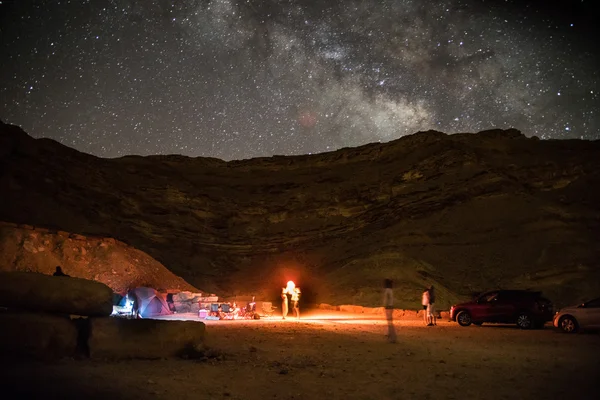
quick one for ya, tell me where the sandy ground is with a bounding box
[2,310,599,400]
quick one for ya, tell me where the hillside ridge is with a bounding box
[1,121,599,308]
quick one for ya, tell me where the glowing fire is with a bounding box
[286,281,296,292]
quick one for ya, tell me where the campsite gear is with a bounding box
[220,303,235,319]
[237,302,258,319]
[209,303,233,319]
[127,287,171,318]
[198,309,208,319]
[209,303,222,319]
[261,302,276,317]
[111,293,135,318]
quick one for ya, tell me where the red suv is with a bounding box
[450,290,554,329]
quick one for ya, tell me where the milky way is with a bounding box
[1,0,598,160]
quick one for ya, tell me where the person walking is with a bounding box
[421,288,430,325]
[281,287,289,319]
[383,279,397,343]
[427,285,437,326]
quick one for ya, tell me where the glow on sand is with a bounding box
[154,309,437,327]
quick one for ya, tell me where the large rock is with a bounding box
[318,303,340,311]
[88,317,206,359]
[0,271,113,316]
[339,305,365,314]
[173,301,192,313]
[0,311,78,360]
[173,291,195,302]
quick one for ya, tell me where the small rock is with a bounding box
[279,369,288,375]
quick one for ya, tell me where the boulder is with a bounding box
[339,305,365,313]
[173,291,195,302]
[396,309,419,320]
[173,301,192,313]
[318,303,339,311]
[0,271,113,316]
[0,311,78,360]
[88,317,206,359]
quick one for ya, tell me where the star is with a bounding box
[0,0,597,160]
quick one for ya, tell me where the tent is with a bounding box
[127,287,172,318]
[112,293,126,306]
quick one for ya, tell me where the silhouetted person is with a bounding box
[383,279,397,343]
[53,266,70,277]
[281,287,289,319]
[428,285,436,326]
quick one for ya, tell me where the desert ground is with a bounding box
[2,309,599,400]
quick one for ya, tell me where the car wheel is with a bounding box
[516,312,532,329]
[456,311,472,327]
[558,315,578,333]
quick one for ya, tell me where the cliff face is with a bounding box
[1,122,599,308]
[0,222,197,295]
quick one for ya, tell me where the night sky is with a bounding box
[1,0,598,160]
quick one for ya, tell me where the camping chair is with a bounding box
[261,302,276,317]
[209,303,220,318]
[220,303,235,319]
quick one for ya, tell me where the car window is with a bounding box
[481,292,498,302]
[585,298,600,308]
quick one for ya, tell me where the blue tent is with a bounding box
[127,287,171,318]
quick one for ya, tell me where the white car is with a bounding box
[553,297,600,333]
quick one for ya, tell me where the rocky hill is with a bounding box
[0,221,197,295]
[1,121,599,308]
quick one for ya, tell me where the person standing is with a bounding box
[53,266,70,277]
[281,287,289,319]
[383,279,397,343]
[427,285,437,326]
[421,288,430,325]
[291,286,301,319]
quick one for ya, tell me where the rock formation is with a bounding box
[88,317,206,359]
[0,271,206,361]
[0,222,198,294]
[1,121,599,308]
[0,311,79,360]
[0,271,113,316]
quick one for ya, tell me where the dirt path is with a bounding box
[2,311,599,400]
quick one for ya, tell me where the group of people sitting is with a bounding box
[209,297,257,320]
